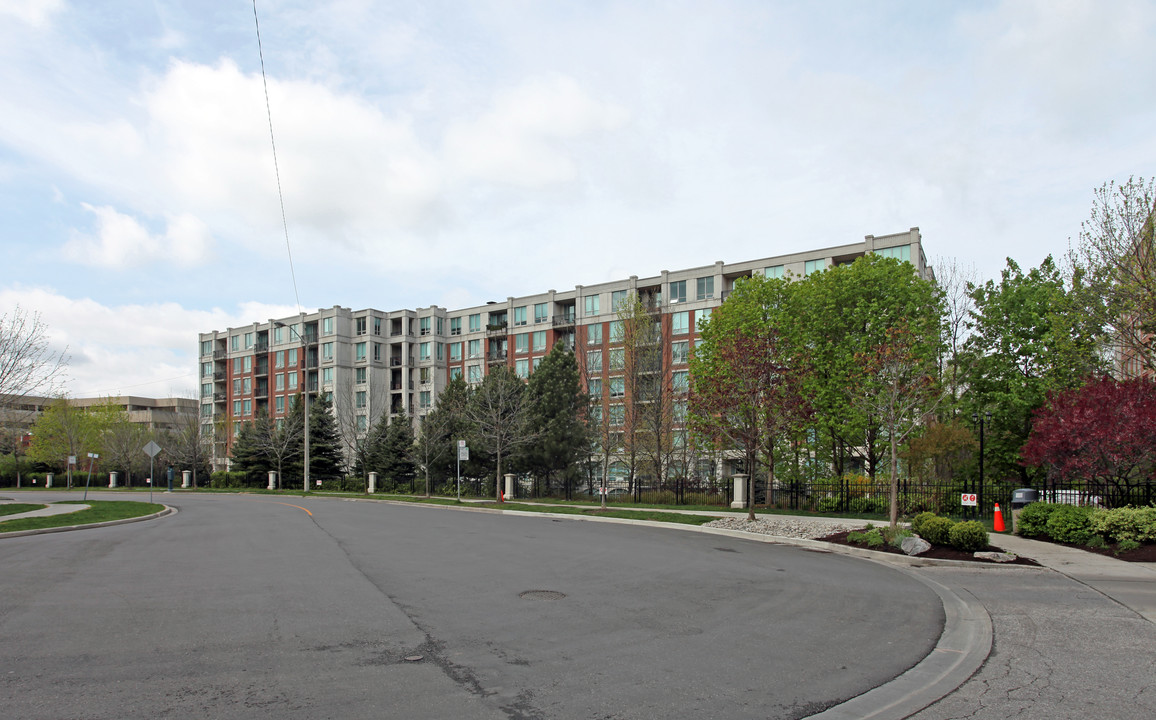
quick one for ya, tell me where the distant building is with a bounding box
[0,395,198,436]
[198,228,933,473]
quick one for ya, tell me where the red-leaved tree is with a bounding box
[1021,376,1156,506]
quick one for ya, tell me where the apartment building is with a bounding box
[198,228,931,471]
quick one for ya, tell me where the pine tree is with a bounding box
[306,393,344,480]
[521,343,588,497]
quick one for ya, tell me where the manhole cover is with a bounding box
[519,590,566,601]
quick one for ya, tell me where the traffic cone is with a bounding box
[993,503,1006,532]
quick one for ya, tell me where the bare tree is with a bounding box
[465,366,538,501]
[0,306,69,427]
[167,400,213,487]
[413,405,452,497]
[332,378,388,476]
[932,256,978,405]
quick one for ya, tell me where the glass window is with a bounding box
[420,391,432,408]
[322,367,334,384]
[610,347,625,370]
[275,350,285,368]
[450,342,462,361]
[532,356,543,370]
[200,340,212,355]
[805,259,826,275]
[322,342,334,360]
[611,290,628,310]
[373,343,382,361]
[469,314,481,332]
[451,367,463,381]
[233,357,243,373]
[436,343,444,361]
[534,303,548,323]
[374,317,382,335]
[356,317,367,335]
[876,245,912,262]
[696,276,714,300]
[532,331,546,352]
[436,317,444,335]
[274,326,284,344]
[672,371,689,393]
[356,367,367,384]
[516,333,529,354]
[276,374,285,391]
[276,396,285,414]
[610,377,625,398]
[201,362,212,378]
[765,265,785,279]
[588,377,603,397]
[356,391,367,408]
[672,311,689,335]
[323,317,334,335]
[420,317,431,335]
[243,399,251,415]
[450,317,462,335]
[233,400,241,416]
[586,350,603,373]
[420,367,431,383]
[356,415,368,431]
[588,404,602,424]
[669,280,686,304]
[233,378,242,395]
[288,348,297,366]
[244,332,254,348]
[697,308,712,329]
[513,306,527,326]
[419,342,430,361]
[243,356,252,372]
[288,372,298,390]
[671,341,689,365]
[515,359,529,378]
[468,339,481,358]
[609,404,625,426]
[231,335,239,351]
[610,321,624,343]
[587,323,603,345]
[356,342,367,361]
[467,365,482,383]
[584,295,600,316]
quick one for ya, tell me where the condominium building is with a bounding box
[198,228,931,472]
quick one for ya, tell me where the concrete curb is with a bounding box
[0,505,177,539]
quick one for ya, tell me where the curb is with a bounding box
[0,505,177,539]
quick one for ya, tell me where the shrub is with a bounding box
[816,496,843,513]
[911,511,938,537]
[1090,506,1156,544]
[920,515,956,546]
[849,496,889,515]
[1045,504,1095,545]
[1016,502,1057,537]
[949,521,989,552]
[884,525,912,548]
[1116,538,1141,555]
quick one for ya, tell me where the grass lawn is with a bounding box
[0,503,47,517]
[0,501,166,533]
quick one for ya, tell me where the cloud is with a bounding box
[0,0,64,27]
[63,203,214,268]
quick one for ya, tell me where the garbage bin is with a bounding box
[1010,488,1039,533]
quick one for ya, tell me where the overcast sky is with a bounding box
[2,0,1154,399]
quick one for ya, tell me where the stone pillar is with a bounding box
[731,474,748,509]
[181,470,191,489]
[46,472,54,488]
[368,472,377,493]
[268,471,277,490]
[504,473,515,500]
[109,471,118,488]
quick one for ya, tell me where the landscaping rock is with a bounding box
[703,516,863,540]
[901,536,932,556]
[973,551,1017,563]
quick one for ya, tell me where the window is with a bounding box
[587,324,603,345]
[243,399,252,416]
[672,311,689,335]
[876,245,911,263]
[233,378,242,395]
[276,396,285,414]
[201,340,212,356]
[610,347,625,370]
[450,342,462,361]
[274,326,285,344]
[513,306,527,326]
[468,339,481,358]
[610,377,625,398]
[532,331,546,352]
[356,415,367,431]
[233,400,241,416]
[356,342,367,361]
[584,295,600,316]
[669,280,686,304]
[356,317,367,335]
[533,356,543,370]
[805,259,826,275]
[515,359,529,378]
[356,391,367,408]
[451,367,463,381]
[322,367,334,385]
[201,382,212,397]
[322,317,334,335]
[516,333,529,354]
[374,317,382,335]
[588,404,602,424]
[671,341,689,365]
[765,265,785,279]
[420,317,431,335]
[696,276,714,300]
[420,367,431,384]
[469,314,481,332]
[609,404,625,426]
[243,356,252,373]
[697,308,712,329]
[233,357,243,373]
[230,335,239,351]
[450,317,462,335]
[244,332,253,349]
[534,303,548,323]
[420,391,432,408]
[586,350,603,373]
[275,350,285,369]
[467,365,482,384]
[673,401,687,424]
[322,342,334,360]
[419,342,430,361]
[201,362,212,378]
[356,367,367,384]
[288,348,298,366]
[436,343,444,361]
[288,372,298,390]
[373,343,382,362]
[436,317,444,335]
[611,289,628,310]
[588,377,603,397]
[276,374,285,391]
[672,371,689,393]
[609,321,624,343]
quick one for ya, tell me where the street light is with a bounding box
[972,411,991,518]
[275,317,310,493]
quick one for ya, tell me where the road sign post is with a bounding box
[456,440,468,502]
[143,441,162,503]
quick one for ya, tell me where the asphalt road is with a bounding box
[0,493,944,720]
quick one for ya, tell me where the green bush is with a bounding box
[949,520,989,552]
[848,526,885,548]
[1045,504,1095,545]
[1116,538,1141,555]
[1090,506,1156,544]
[1016,502,1057,537]
[920,515,956,546]
[816,496,843,513]
[849,496,889,515]
[910,511,938,537]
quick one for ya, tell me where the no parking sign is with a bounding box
[960,493,978,507]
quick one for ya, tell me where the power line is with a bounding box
[253,0,302,314]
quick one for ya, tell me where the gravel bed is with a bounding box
[704,516,867,540]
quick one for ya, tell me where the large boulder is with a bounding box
[973,551,1017,563]
[901,536,932,556]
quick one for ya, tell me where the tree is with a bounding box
[466,365,537,501]
[618,294,672,499]
[93,399,148,487]
[305,393,344,482]
[258,397,305,489]
[166,402,214,488]
[229,414,273,483]
[1068,176,1156,375]
[413,406,452,497]
[375,412,416,488]
[959,256,1105,485]
[27,396,101,487]
[0,306,68,427]
[934,257,979,408]
[1021,376,1156,506]
[520,343,588,498]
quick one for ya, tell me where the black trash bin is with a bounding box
[1010,488,1039,533]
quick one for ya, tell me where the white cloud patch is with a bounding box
[0,0,64,27]
[64,203,213,268]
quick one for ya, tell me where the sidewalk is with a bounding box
[0,501,90,523]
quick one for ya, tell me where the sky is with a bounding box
[1,0,1154,400]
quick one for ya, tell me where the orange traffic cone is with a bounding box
[993,503,1006,532]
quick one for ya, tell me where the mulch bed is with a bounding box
[818,530,1041,566]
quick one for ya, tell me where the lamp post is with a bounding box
[972,411,991,518]
[276,317,310,493]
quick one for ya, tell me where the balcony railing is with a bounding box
[390,357,403,366]
[487,351,508,363]
[486,322,508,336]
[552,315,576,328]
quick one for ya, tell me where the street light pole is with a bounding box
[276,316,310,493]
[973,411,991,518]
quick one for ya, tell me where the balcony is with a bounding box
[487,351,508,364]
[390,357,403,367]
[213,349,227,360]
[486,323,508,337]
[552,315,576,328]
[254,340,269,352]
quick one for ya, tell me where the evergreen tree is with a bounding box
[356,411,390,477]
[229,417,271,482]
[520,343,588,497]
[377,412,416,485]
[306,393,344,480]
